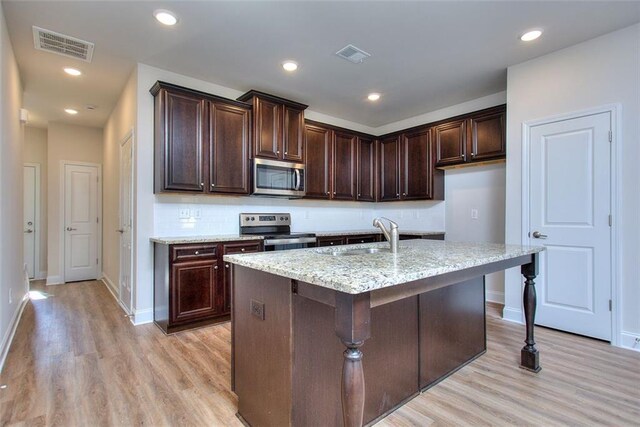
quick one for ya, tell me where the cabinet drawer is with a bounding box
[222,241,263,255]
[317,237,345,247]
[346,234,379,244]
[171,244,217,262]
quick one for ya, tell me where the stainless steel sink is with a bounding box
[328,248,391,256]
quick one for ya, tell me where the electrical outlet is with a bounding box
[304,210,310,220]
[471,209,479,220]
[8,288,12,305]
[250,299,265,320]
[191,209,201,219]
[179,208,190,219]
[414,210,420,219]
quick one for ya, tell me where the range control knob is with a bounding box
[251,217,255,221]
[245,216,250,221]
[285,216,289,220]
[280,216,284,221]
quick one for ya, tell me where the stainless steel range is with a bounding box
[239,213,316,251]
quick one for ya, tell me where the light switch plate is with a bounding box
[179,208,190,219]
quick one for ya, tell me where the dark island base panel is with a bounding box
[233,267,486,427]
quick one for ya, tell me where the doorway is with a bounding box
[23,163,40,279]
[118,132,134,313]
[63,162,101,282]
[524,109,614,341]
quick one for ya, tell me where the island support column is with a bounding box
[335,292,371,427]
[521,253,541,372]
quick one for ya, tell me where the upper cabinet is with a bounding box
[237,90,308,163]
[434,105,506,167]
[304,123,332,199]
[378,136,400,201]
[332,131,357,200]
[356,137,376,202]
[151,81,252,195]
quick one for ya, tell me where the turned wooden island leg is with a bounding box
[335,292,371,427]
[521,253,541,373]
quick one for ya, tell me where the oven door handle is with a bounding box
[294,169,301,191]
[264,237,317,246]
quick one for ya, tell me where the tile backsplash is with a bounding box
[153,194,445,236]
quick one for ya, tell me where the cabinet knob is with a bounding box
[284,151,288,155]
[333,192,336,195]
[200,182,204,187]
[361,240,365,243]
[241,248,246,252]
[403,192,406,196]
[471,152,476,157]
[277,150,280,154]
[211,183,215,187]
[330,242,334,245]
[195,251,199,255]
[225,264,230,268]
[358,193,361,197]
[396,193,400,197]
[214,265,218,270]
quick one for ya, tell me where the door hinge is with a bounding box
[609,299,612,311]
[97,217,99,224]
[609,130,612,142]
[96,258,99,265]
[609,214,612,227]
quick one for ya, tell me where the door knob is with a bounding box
[24,229,33,233]
[116,229,124,234]
[66,227,77,231]
[532,231,548,239]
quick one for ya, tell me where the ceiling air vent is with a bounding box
[335,44,371,64]
[32,26,94,62]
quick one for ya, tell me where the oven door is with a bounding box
[264,237,317,252]
[253,158,305,198]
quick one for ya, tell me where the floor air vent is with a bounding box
[32,26,94,62]
[335,44,371,64]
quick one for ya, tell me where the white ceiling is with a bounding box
[3,1,640,129]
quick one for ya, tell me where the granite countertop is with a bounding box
[224,239,544,294]
[315,229,445,237]
[150,235,264,244]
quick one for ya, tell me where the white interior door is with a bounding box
[528,111,611,340]
[64,164,99,282]
[119,134,133,313]
[23,165,37,279]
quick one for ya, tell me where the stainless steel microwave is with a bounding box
[253,158,306,198]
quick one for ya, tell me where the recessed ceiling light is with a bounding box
[64,108,78,115]
[63,67,82,76]
[282,61,298,72]
[520,29,542,42]
[154,9,178,26]
[367,93,381,102]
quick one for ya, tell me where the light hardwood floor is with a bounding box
[1,280,638,426]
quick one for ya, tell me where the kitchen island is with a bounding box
[225,239,544,427]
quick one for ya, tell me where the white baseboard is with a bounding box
[35,270,47,280]
[0,294,29,374]
[133,308,153,325]
[502,306,523,324]
[46,275,63,285]
[101,273,118,298]
[486,290,505,304]
[621,331,640,352]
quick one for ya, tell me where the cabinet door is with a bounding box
[332,131,356,200]
[170,259,220,325]
[222,241,263,314]
[304,124,331,199]
[469,110,505,161]
[434,119,466,166]
[317,236,345,247]
[283,106,305,162]
[209,102,251,194]
[357,137,376,202]
[401,128,431,200]
[379,136,401,201]
[160,90,206,192]
[254,97,281,159]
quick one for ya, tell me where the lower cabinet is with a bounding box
[317,234,381,247]
[154,240,262,333]
[345,234,379,244]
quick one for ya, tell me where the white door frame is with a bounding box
[521,104,621,346]
[59,160,102,284]
[119,130,135,314]
[24,163,41,279]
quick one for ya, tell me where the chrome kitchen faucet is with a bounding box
[373,217,399,253]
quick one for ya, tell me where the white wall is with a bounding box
[102,69,137,295]
[46,122,103,284]
[505,24,640,348]
[24,126,48,278]
[0,3,26,371]
[445,164,506,303]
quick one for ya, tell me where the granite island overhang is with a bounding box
[225,239,545,427]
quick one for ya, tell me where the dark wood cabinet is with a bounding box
[356,137,376,202]
[209,102,251,194]
[345,234,379,244]
[154,239,262,333]
[152,81,252,196]
[379,136,401,201]
[332,131,356,200]
[316,236,345,247]
[237,90,308,162]
[222,241,263,313]
[317,233,381,247]
[304,124,332,199]
[154,88,206,193]
[435,105,506,166]
[401,128,432,200]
